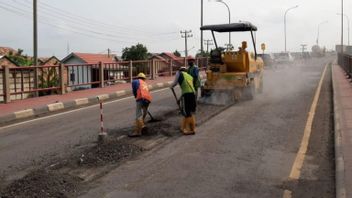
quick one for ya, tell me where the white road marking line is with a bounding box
[0,88,169,131]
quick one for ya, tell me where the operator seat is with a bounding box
[209,49,223,64]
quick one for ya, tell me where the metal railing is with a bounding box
[338,53,352,78]
[0,57,209,103]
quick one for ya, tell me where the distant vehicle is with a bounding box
[311,45,326,57]
[302,52,311,59]
[258,53,275,67]
[274,52,294,63]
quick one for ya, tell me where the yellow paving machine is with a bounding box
[200,22,264,104]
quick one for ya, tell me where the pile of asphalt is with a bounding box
[78,138,143,167]
[0,170,80,198]
[0,137,144,197]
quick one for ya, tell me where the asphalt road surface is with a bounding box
[0,57,335,197]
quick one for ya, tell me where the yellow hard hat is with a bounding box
[137,73,146,79]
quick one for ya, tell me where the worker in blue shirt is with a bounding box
[187,57,201,99]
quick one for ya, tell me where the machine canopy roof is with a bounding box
[200,22,257,32]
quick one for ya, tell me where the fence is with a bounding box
[0,57,208,103]
[338,53,352,78]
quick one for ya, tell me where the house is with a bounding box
[149,52,186,76]
[149,54,171,76]
[61,52,119,90]
[0,56,19,68]
[0,47,17,56]
[159,52,184,67]
[0,56,35,102]
[39,56,61,66]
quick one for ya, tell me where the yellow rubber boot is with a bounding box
[139,119,145,129]
[180,117,188,134]
[183,117,195,135]
[189,115,196,134]
[128,120,143,137]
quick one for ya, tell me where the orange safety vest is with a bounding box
[136,79,152,102]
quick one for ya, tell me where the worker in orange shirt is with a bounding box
[129,73,152,137]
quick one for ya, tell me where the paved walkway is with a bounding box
[332,64,352,198]
[0,76,175,123]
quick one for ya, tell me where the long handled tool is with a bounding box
[171,88,182,111]
[147,110,160,122]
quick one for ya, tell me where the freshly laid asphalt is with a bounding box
[0,57,335,197]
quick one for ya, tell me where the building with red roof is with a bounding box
[61,52,117,64]
[61,52,119,91]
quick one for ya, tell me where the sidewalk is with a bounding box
[332,64,352,198]
[0,76,175,125]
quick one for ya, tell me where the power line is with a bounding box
[20,0,178,38]
[10,0,179,42]
[180,30,193,57]
[0,4,135,44]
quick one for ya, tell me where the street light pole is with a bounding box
[284,5,299,52]
[337,13,350,46]
[341,0,344,53]
[316,21,328,46]
[211,0,231,47]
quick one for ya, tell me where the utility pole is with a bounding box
[33,0,38,96]
[180,30,193,57]
[201,0,204,54]
[108,48,111,58]
[204,39,213,53]
[33,0,38,66]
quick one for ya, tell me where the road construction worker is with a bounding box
[170,67,196,135]
[129,73,152,137]
[187,57,201,99]
[239,41,248,53]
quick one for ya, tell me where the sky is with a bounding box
[0,0,349,59]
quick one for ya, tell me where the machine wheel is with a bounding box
[243,82,255,100]
[201,86,211,97]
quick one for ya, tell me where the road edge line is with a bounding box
[287,62,328,180]
[332,63,347,198]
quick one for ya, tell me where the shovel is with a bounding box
[147,110,160,122]
[171,88,182,112]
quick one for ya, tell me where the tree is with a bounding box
[122,43,148,61]
[17,48,23,56]
[7,48,33,66]
[196,50,210,58]
[173,50,181,57]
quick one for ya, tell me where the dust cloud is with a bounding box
[259,57,332,102]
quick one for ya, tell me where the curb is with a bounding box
[0,80,174,126]
[332,64,347,198]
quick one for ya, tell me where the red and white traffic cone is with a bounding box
[98,99,107,142]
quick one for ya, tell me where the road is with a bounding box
[0,57,334,197]
[0,86,177,182]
